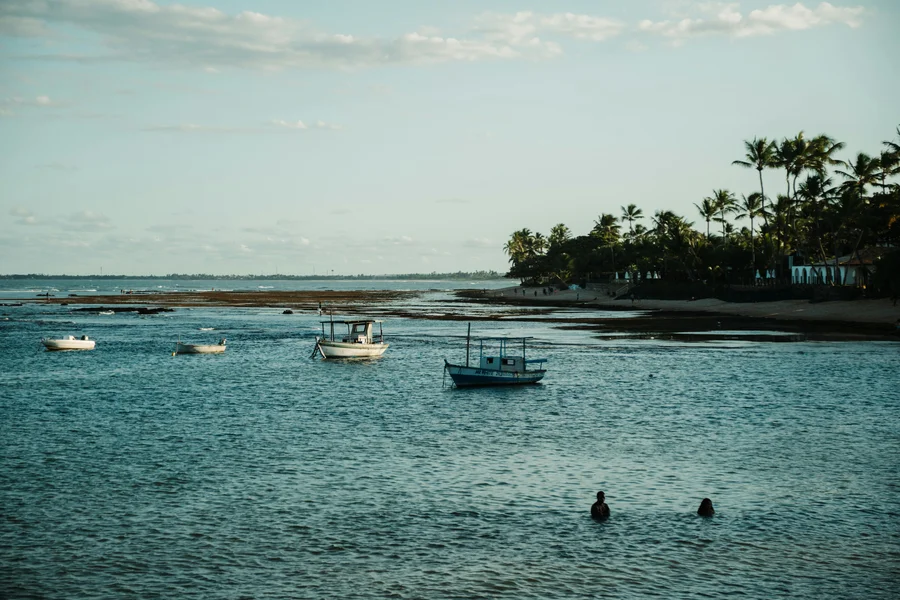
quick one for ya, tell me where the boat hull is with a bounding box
[444,362,545,387]
[317,340,388,358]
[175,343,226,354]
[42,339,95,351]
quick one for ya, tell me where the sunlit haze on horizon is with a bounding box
[1,0,897,275]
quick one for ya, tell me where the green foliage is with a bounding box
[501,126,900,292]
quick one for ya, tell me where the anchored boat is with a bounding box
[313,318,388,359]
[42,335,96,351]
[443,324,547,387]
[174,338,226,354]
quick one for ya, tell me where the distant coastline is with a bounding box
[0,271,503,281]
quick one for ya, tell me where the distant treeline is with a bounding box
[0,271,503,281]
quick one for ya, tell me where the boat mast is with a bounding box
[523,338,526,370]
[465,322,470,367]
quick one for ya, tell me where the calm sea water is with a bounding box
[1,280,898,599]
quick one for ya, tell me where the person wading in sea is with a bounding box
[697,498,715,517]
[591,491,610,520]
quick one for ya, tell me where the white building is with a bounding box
[790,248,881,287]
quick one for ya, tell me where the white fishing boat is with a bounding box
[98,310,115,315]
[174,338,226,355]
[444,324,547,387]
[42,335,96,351]
[313,318,388,359]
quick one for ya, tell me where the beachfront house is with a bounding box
[790,248,882,288]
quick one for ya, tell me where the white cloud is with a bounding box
[9,207,38,225]
[638,2,864,41]
[272,119,307,130]
[1,95,60,113]
[66,210,112,232]
[0,0,565,70]
[384,235,415,245]
[314,120,341,131]
[465,237,495,248]
[143,123,248,133]
[475,11,622,47]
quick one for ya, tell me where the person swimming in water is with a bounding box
[591,491,610,520]
[697,498,714,516]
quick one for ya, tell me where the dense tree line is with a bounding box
[504,126,900,296]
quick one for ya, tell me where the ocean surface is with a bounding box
[1,279,898,599]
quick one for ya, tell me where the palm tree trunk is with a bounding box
[750,216,755,281]
[758,168,769,228]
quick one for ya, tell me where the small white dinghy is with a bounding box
[174,338,226,355]
[42,335,96,351]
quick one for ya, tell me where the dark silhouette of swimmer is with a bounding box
[697,498,714,516]
[591,491,610,520]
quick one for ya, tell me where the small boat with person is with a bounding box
[313,317,388,359]
[444,324,547,387]
[174,338,227,355]
[42,335,96,351]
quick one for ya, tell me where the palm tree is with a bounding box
[836,152,881,199]
[592,213,621,274]
[620,203,643,235]
[796,174,835,267]
[503,228,533,266]
[734,192,764,275]
[805,134,845,177]
[548,223,571,249]
[732,137,776,226]
[877,150,899,193]
[710,189,737,244]
[693,197,716,239]
[775,134,804,201]
[533,232,548,253]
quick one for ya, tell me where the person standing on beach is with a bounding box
[591,491,610,520]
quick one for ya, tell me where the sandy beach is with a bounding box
[485,286,900,324]
[459,286,900,341]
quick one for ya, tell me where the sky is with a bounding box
[1,0,897,276]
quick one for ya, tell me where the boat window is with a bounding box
[503,358,515,366]
[486,357,494,364]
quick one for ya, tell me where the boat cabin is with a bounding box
[471,337,546,372]
[480,355,526,372]
[319,319,385,345]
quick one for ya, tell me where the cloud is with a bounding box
[435,198,469,205]
[465,237,495,248]
[272,119,307,130]
[142,123,250,133]
[638,2,865,41]
[384,235,415,245]
[0,95,61,114]
[0,0,566,70]
[66,210,112,232]
[314,120,341,131]
[9,206,38,225]
[476,11,623,46]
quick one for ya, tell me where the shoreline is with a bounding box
[6,287,900,342]
[457,286,900,341]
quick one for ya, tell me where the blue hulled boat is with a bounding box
[443,324,547,387]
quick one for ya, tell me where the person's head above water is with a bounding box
[698,498,714,516]
[596,491,605,502]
